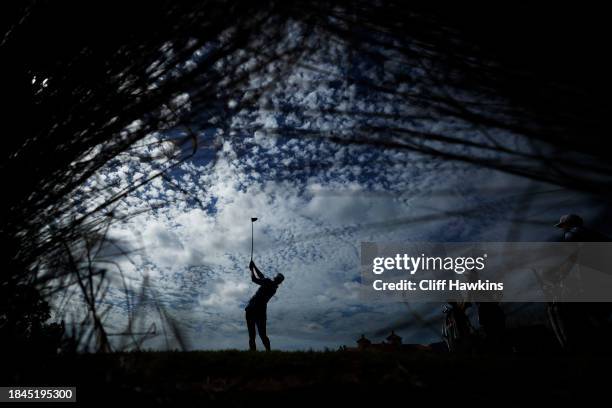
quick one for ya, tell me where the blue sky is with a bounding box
[69,129,604,351]
[54,21,609,351]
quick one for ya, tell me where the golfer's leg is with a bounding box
[256,313,271,351]
[246,310,256,351]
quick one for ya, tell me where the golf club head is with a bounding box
[251,217,258,222]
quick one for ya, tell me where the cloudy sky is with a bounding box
[55,20,609,351]
[78,134,604,351]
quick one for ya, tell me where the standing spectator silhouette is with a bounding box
[547,214,611,351]
[477,302,506,352]
[245,260,284,351]
[442,301,473,353]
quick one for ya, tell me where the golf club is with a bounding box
[250,217,258,261]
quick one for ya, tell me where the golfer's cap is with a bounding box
[554,214,583,228]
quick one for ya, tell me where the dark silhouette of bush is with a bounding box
[0,283,60,353]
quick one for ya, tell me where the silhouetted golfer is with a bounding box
[246,260,284,351]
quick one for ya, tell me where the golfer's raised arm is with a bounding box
[249,261,265,284]
[253,263,265,279]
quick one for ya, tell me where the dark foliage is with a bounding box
[4,350,612,406]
